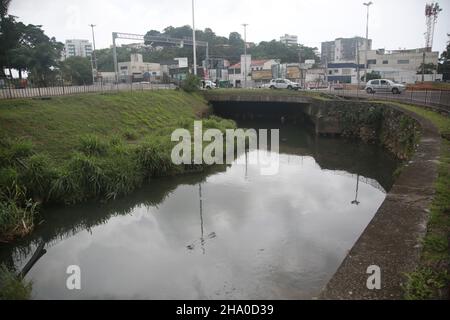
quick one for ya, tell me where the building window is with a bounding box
[333,69,339,74]
[383,60,388,64]
[397,59,409,64]
[120,66,128,70]
[367,59,376,65]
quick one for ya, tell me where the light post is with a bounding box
[89,24,97,84]
[242,23,248,88]
[192,0,197,76]
[363,2,373,84]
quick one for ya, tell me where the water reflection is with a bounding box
[0,123,399,299]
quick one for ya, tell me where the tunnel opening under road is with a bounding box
[211,101,315,129]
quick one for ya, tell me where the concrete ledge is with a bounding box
[203,92,313,104]
[319,103,441,299]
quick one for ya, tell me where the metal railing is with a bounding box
[319,87,450,112]
[0,81,176,100]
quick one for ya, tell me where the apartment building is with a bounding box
[64,39,93,59]
[280,34,298,47]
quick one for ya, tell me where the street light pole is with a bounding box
[363,2,373,84]
[242,23,248,88]
[89,24,97,83]
[192,0,197,76]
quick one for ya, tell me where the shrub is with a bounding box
[180,74,201,93]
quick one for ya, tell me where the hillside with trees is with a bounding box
[94,25,319,72]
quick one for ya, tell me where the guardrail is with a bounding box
[0,82,176,100]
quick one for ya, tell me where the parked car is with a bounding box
[365,79,406,94]
[269,78,300,90]
[202,80,217,89]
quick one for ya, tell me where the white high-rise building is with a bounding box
[64,39,93,59]
[280,34,298,47]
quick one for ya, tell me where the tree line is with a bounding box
[0,0,94,86]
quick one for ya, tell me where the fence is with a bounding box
[0,81,176,100]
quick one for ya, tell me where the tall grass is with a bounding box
[0,264,32,300]
[78,135,109,156]
[0,182,38,242]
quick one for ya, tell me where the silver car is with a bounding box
[365,79,406,94]
[269,78,300,90]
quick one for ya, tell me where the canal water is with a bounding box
[0,121,399,299]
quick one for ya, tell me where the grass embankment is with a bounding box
[0,91,236,242]
[383,102,450,299]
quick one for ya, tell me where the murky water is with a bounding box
[0,122,399,299]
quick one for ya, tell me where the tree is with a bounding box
[362,70,381,82]
[438,35,450,81]
[417,62,436,75]
[60,56,93,85]
[0,9,63,85]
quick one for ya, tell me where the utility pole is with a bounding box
[89,24,97,83]
[192,0,197,76]
[242,23,248,88]
[363,2,373,84]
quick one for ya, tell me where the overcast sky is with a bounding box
[8,0,450,54]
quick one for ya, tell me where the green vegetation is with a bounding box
[0,264,32,300]
[0,90,236,241]
[388,102,450,300]
[0,0,63,85]
[60,56,93,86]
[181,74,201,93]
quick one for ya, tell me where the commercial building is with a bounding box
[365,48,442,83]
[228,55,279,87]
[118,54,161,82]
[280,34,298,47]
[64,39,93,59]
[203,58,230,82]
[322,36,442,84]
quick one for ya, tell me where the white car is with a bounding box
[202,80,216,89]
[364,79,406,94]
[269,78,300,90]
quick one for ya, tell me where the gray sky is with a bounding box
[9,0,450,54]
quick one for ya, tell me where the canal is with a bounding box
[0,119,400,299]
